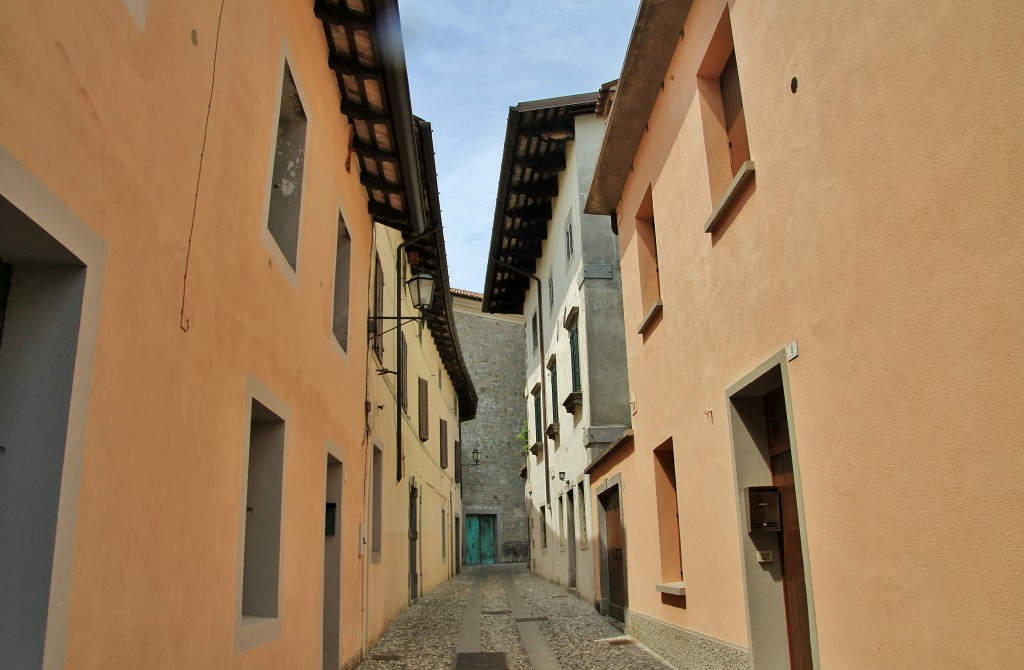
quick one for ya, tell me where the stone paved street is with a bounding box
[356,564,672,670]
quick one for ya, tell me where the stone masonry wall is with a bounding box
[453,296,528,563]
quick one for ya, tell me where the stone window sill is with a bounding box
[655,581,686,596]
[704,160,755,234]
[637,299,663,335]
[562,391,583,414]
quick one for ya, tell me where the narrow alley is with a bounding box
[357,564,670,670]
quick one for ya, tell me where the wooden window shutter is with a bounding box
[440,419,448,469]
[719,51,750,174]
[550,365,559,419]
[569,324,582,392]
[418,378,429,441]
[455,440,462,483]
[533,392,542,443]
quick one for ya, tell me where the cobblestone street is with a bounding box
[356,564,672,670]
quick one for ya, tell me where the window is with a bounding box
[267,62,307,271]
[547,273,554,313]
[558,496,566,547]
[439,419,448,469]
[549,362,559,419]
[569,323,581,393]
[418,378,429,441]
[371,446,383,553]
[720,51,750,175]
[455,440,462,484]
[697,8,752,205]
[533,389,542,444]
[654,440,683,581]
[371,255,385,358]
[441,509,447,559]
[399,332,408,412]
[531,312,538,352]
[242,399,286,620]
[540,506,548,549]
[577,482,587,543]
[332,215,351,352]
[636,186,661,313]
[564,210,574,265]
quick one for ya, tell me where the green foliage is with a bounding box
[516,421,530,454]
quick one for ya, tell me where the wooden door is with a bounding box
[408,484,418,601]
[479,515,496,565]
[566,490,577,588]
[465,515,479,564]
[603,488,626,621]
[765,389,813,669]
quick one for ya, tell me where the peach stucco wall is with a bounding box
[1,1,374,667]
[609,0,1024,667]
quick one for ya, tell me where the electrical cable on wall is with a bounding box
[179,0,227,332]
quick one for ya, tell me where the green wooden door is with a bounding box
[465,514,496,565]
[465,515,480,564]
[479,515,495,565]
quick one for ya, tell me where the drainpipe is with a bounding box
[394,227,438,482]
[493,259,551,508]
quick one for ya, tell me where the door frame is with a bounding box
[408,479,419,602]
[322,443,345,670]
[726,350,819,669]
[565,488,577,588]
[594,474,628,619]
[0,147,107,670]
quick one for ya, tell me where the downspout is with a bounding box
[494,259,551,508]
[394,227,438,482]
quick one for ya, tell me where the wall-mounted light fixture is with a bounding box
[558,471,566,481]
[406,272,436,313]
[367,267,436,338]
[472,447,482,468]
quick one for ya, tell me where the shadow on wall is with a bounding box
[502,542,530,563]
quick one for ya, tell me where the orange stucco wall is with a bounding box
[1,1,374,667]
[608,0,1024,667]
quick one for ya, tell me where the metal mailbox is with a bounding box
[747,486,781,533]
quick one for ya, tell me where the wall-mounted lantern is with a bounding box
[471,447,481,468]
[407,272,435,313]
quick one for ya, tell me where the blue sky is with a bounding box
[399,0,639,292]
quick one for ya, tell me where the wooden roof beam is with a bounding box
[506,202,551,223]
[520,119,574,140]
[360,173,402,194]
[341,99,388,122]
[313,1,371,29]
[351,139,394,160]
[509,178,559,199]
[367,200,408,227]
[518,153,566,173]
[503,224,548,242]
[328,53,379,78]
